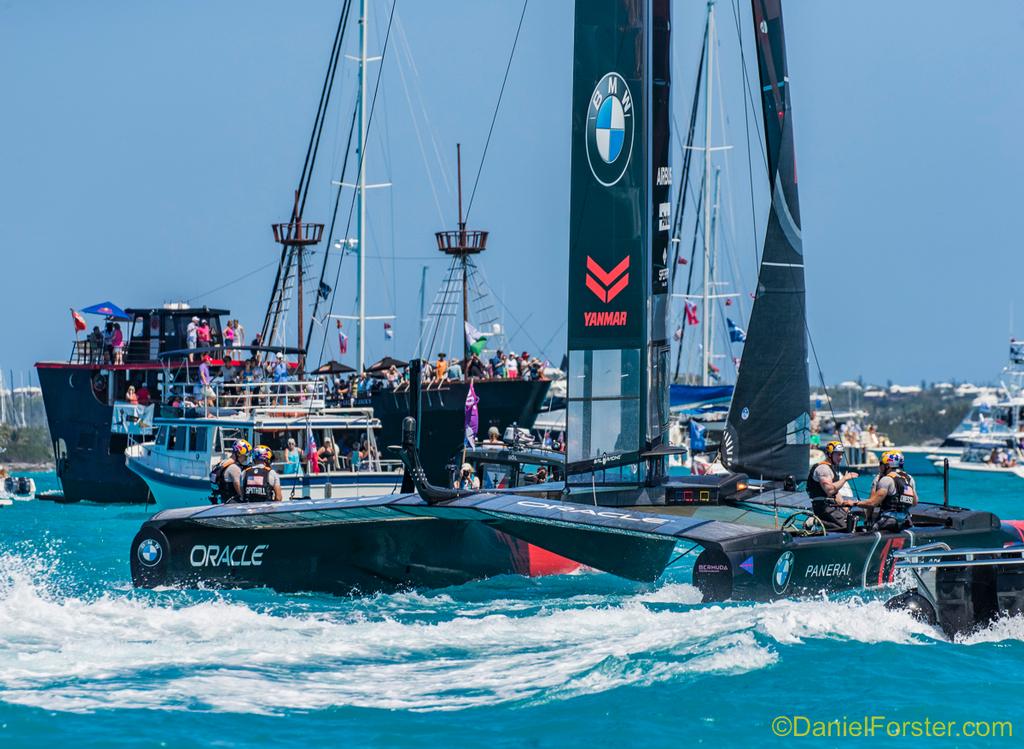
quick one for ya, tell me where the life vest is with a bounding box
[209,459,240,504]
[881,469,916,514]
[241,465,275,503]
[806,461,840,500]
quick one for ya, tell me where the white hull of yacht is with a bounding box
[929,457,1024,479]
[126,455,402,509]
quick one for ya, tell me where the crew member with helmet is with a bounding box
[210,439,252,504]
[806,440,859,532]
[841,450,917,531]
[240,445,283,502]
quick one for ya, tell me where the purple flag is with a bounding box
[464,381,479,447]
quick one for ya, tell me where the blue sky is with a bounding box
[2,0,1023,387]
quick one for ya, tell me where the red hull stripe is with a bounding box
[526,544,580,577]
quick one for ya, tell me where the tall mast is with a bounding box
[707,166,722,378]
[701,1,715,386]
[457,144,469,363]
[356,0,369,373]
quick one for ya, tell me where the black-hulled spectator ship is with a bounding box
[35,304,232,503]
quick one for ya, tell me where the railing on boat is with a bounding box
[164,379,329,416]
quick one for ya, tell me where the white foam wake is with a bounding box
[0,551,990,714]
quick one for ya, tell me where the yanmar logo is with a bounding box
[585,256,629,302]
[584,255,629,327]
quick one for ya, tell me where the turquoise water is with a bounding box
[0,468,1021,747]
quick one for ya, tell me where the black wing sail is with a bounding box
[721,0,809,480]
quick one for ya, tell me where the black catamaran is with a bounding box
[131,0,1024,601]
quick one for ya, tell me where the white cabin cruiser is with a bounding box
[125,380,403,507]
[931,440,1024,480]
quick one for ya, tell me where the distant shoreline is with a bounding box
[1,462,54,473]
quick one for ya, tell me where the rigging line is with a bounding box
[313,0,398,370]
[391,28,447,223]
[423,254,462,362]
[473,260,551,361]
[463,0,529,222]
[394,13,453,197]
[186,260,280,304]
[306,93,360,358]
[261,0,353,347]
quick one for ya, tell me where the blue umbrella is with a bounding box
[80,301,131,321]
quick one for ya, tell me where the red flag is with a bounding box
[684,302,699,325]
[71,308,87,333]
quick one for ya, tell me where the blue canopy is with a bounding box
[80,301,131,321]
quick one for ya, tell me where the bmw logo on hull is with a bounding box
[586,72,634,186]
[137,538,163,567]
[773,551,795,594]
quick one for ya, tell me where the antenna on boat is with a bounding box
[435,143,489,363]
[272,190,324,376]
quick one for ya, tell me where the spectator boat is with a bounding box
[125,379,402,507]
[929,440,1024,479]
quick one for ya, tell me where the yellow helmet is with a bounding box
[824,440,844,458]
[880,450,904,469]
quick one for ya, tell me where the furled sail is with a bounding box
[721,0,809,480]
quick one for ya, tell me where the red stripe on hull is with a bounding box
[525,544,580,577]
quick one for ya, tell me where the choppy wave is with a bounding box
[0,550,985,715]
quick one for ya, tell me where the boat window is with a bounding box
[169,426,189,451]
[189,427,209,453]
[516,462,557,486]
[477,463,512,490]
[156,425,169,447]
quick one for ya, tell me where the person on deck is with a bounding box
[211,439,252,504]
[187,316,199,361]
[318,438,340,471]
[435,353,448,383]
[841,450,917,532]
[125,385,138,405]
[455,462,480,490]
[505,353,518,379]
[806,441,859,532]
[484,426,503,445]
[199,354,216,406]
[224,320,235,350]
[447,358,463,381]
[466,353,485,380]
[197,319,211,348]
[282,438,303,475]
[240,445,283,502]
[111,323,124,365]
[490,349,505,378]
[88,326,103,364]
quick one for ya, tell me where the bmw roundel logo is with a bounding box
[137,538,163,567]
[586,72,635,186]
[773,551,795,594]
[741,407,750,421]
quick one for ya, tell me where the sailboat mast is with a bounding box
[457,144,470,363]
[708,166,721,378]
[701,1,715,386]
[356,0,369,373]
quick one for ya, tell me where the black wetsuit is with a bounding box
[807,461,853,532]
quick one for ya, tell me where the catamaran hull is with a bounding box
[131,506,579,594]
[693,519,1016,602]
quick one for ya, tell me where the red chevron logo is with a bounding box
[585,256,629,303]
